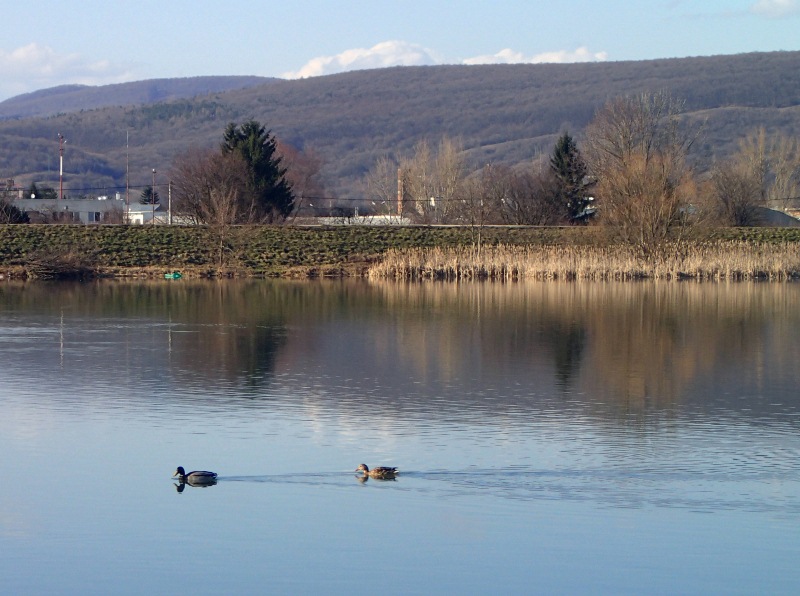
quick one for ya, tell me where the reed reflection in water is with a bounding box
[1,279,799,594]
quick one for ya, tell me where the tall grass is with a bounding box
[368,241,800,281]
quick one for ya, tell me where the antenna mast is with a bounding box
[126,130,130,223]
[58,133,66,199]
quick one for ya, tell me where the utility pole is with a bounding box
[58,133,66,199]
[126,130,129,224]
[397,167,403,217]
[152,169,156,225]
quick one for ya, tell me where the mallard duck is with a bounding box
[355,464,399,479]
[173,466,218,485]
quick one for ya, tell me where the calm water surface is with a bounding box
[1,280,799,594]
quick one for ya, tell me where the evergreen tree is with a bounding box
[139,185,160,205]
[550,133,592,222]
[221,120,294,221]
[27,183,58,200]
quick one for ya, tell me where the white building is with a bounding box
[12,196,172,225]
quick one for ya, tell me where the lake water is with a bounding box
[1,279,799,595]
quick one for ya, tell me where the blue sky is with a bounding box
[1,0,798,101]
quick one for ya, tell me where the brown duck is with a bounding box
[355,464,399,479]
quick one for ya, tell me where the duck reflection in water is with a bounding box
[355,464,399,481]
[173,466,218,492]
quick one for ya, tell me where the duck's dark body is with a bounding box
[173,466,218,485]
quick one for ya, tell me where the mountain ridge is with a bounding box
[0,76,277,120]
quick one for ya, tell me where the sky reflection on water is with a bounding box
[1,280,799,594]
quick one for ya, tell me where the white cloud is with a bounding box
[750,0,799,17]
[0,43,136,100]
[284,42,608,80]
[283,40,438,79]
[463,47,608,65]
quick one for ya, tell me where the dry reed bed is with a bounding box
[368,242,800,281]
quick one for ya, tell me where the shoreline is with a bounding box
[2,224,800,282]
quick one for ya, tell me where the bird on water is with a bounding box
[355,464,399,479]
[173,466,218,485]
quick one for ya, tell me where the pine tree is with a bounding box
[222,120,294,221]
[550,133,592,222]
[139,185,160,205]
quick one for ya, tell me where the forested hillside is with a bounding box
[1,51,798,201]
[0,76,275,120]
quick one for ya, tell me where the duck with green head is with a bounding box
[173,466,218,486]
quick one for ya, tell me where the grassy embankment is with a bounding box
[1,224,799,281]
[0,224,579,279]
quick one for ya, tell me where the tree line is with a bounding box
[4,100,800,264]
[362,91,800,256]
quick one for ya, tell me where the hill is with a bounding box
[0,76,276,120]
[0,51,798,202]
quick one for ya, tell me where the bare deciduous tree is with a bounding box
[170,148,254,225]
[735,128,770,203]
[501,160,568,225]
[363,155,402,218]
[400,139,435,221]
[102,204,125,225]
[363,137,468,224]
[706,128,800,225]
[457,163,566,226]
[276,141,325,217]
[399,136,467,223]
[584,92,700,257]
[766,132,800,210]
[458,171,495,252]
[201,185,243,269]
[709,160,763,226]
[0,199,30,224]
[171,148,256,272]
[432,136,468,222]
[457,164,505,228]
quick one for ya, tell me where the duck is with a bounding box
[355,464,399,479]
[173,466,218,486]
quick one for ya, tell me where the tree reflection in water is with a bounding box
[2,279,799,424]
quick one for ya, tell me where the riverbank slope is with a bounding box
[1,224,799,280]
